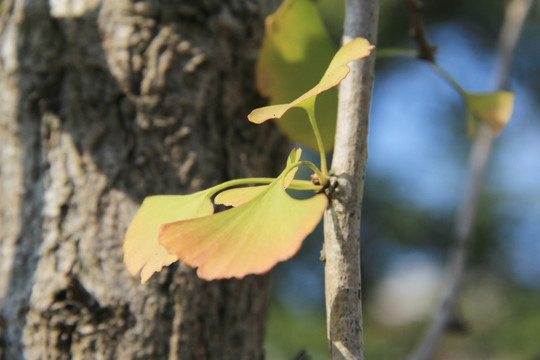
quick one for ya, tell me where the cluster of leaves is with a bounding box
[124,148,327,282]
[123,0,515,284]
[123,33,374,283]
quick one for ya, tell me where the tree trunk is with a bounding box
[0,0,285,359]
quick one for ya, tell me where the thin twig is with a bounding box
[322,0,380,359]
[0,0,15,41]
[403,0,437,62]
[406,1,534,359]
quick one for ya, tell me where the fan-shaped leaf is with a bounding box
[159,149,328,280]
[249,38,374,125]
[465,91,515,135]
[123,192,213,284]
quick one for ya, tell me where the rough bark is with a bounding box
[323,0,380,359]
[0,0,285,359]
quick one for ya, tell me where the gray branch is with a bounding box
[323,0,380,359]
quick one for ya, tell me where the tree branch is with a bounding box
[403,0,437,62]
[323,0,380,359]
[406,1,534,359]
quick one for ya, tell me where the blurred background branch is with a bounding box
[403,0,437,61]
[406,0,535,359]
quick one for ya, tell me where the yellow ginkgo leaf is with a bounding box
[249,38,374,124]
[160,185,327,280]
[123,192,213,284]
[159,149,328,280]
[465,91,515,135]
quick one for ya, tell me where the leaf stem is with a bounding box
[289,180,324,191]
[207,177,322,196]
[293,160,328,187]
[207,177,276,196]
[431,63,468,99]
[375,49,468,100]
[302,97,328,177]
[376,47,417,58]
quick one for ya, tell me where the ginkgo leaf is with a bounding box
[123,191,214,284]
[249,38,374,126]
[159,149,328,280]
[160,184,327,280]
[284,147,302,187]
[464,91,515,135]
[254,0,337,152]
[214,186,267,207]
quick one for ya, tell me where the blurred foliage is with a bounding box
[265,301,328,360]
[266,283,540,360]
[255,0,338,152]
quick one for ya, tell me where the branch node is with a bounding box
[404,0,437,62]
[324,175,339,199]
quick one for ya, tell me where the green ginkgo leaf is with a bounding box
[250,37,374,128]
[254,0,338,152]
[123,191,214,284]
[284,146,302,187]
[159,149,328,280]
[464,91,515,135]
